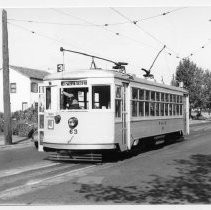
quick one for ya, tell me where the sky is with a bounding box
[1,1,211,84]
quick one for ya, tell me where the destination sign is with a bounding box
[61,80,87,86]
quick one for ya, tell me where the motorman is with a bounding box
[62,91,80,109]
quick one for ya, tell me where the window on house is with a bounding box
[35,102,38,111]
[31,82,38,93]
[10,83,16,93]
[22,102,28,111]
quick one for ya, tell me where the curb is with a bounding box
[0,138,33,149]
[189,120,211,126]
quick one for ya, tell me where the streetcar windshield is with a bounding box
[60,88,89,110]
[92,85,111,109]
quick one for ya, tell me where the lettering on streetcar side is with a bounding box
[61,80,87,86]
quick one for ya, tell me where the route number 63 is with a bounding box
[70,129,78,134]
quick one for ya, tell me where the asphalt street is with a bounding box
[0,121,210,205]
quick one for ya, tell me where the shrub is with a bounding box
[0,107,38,136]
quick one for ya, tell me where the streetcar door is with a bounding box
[122,82,128,148]
[38,85,45,152]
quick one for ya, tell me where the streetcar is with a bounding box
[36,67,189,161]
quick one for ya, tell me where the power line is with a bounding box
[7,22,127,66]
[110,7,183,59]
[8,10,185,65]
[51,8,164,51]
[7,22,83,50]
[140,7,188,21]
[51,8,99,26]
[185,39,211,58]
[110,7,166,46]
[8,8,185,59]
[7,18,97,27]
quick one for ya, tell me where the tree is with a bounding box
[202,70,211,112]
[175,58,206,113]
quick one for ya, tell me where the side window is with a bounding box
[46,87,51,110]
[150,102,155,116]
[115,86,122,118]
[139,89,145,116]
[92,85,110,109]
[161,103,164,116]
[131,88,138,117]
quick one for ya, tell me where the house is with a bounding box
[0,65,49,112]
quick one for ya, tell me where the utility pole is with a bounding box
[2,9,12,145]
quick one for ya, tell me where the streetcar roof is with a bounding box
[44,69,125,80]
[44,69,188,93]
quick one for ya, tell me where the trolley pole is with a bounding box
[2,9,12,145]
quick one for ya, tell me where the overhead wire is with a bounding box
[8,8,188,58]
[7,21,128,69]
[7,22,85,50]
[110,7,184,59]
[8,7,187,28]
[51,8,163,51]
[8,7,191,72]
[185,38,211,59]
[140,7,188,21]
[7,18,98,27]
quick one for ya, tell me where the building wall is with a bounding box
[0,69,42,112]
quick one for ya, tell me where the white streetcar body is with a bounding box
[37,69,189,156]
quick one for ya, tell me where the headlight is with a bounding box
[68,117,78,129]
[54,115,61,124]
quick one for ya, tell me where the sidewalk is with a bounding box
[189,119,211,125]
[0,134,32,148]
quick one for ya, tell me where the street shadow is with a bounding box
[75,154,211,204]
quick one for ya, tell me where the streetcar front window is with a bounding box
[92,85,111,109]
[46,87,51,110]
[60,88,89,110]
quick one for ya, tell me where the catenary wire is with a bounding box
[8,8,186,59]
[110,7,183,59]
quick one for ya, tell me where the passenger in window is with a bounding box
[62,91,79,109]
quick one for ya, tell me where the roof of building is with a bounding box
[9,65,49,80]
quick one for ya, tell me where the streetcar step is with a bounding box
[48,153,102,162]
